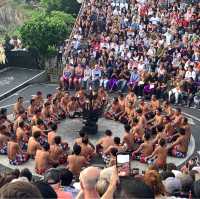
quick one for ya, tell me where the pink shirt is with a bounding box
[52,184,73,199]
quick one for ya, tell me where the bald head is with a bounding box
[80,167,101,190]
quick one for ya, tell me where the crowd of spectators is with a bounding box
[0,0,199,198]
[61,0,200,107]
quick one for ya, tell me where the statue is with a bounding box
[0,44,6,65]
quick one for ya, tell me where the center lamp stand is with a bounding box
[81,87,100,134]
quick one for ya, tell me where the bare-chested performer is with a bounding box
[32,119,46,135]
[96,130,114,153]
[27,99,36,118]
[32,119,48,147]
[181,117,191,143]
[122,124,135,151]
[153,108,163,127]
[104,137,125,155]
[150,95,160,112]
[50,98,65,120]
[135,108,147,130]
[60,92,70,112]
[50,136,68,164]
[168,128,189,158]
[152,125,166,145]
[13,97,25,118]
[75,87,86,108]
[0,115,12,136]
[97,87,108,106]
[0,125,10,154]
[54,87,65,102]
[75,130,86,146]
[139,98,150,119]
[7,137,29,165]
[31,108,43,126]
[146,138,168,169]
[171,108,183,129]
[125,91,137,107]
[67,144,87,176]
[132,133,153,163]
[16,121,29,150]
[102,136,125,165]
[13,110,27,131]
[162,101,174,117]
[118,94,125,111]
[131,117,144,143]
[67,97,81,118]
[48,123,58,145]
[150,108,163,133]
[119,101,135,124]
[27,131,42,158]
[33,91,44,108]
[35,143,57,175]
[104,98,121,120]
[41,102,53,124]
[80,136,94,160]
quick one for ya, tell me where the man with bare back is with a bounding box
[27,131,42,158]
[146,138,168,169]
[79,136,94,161]
[171,108,183,129]
[0,125,10,154]
[7,137,29,165]
[16,121,28,150]
[35,143,57,175]
[48,123,58,145]
[122,124,134,151]
[50,136,68,164]
[67,144,87,176]
[132,133,153,163]
[168,128,188,158]
[96,130,114,153]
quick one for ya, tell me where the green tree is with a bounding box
[20,11,74,66]
[41,0,81,16]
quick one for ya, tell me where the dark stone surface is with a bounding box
[0,68,42,96]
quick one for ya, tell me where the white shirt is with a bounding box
[92,68,101,80]
[185,70,196,80]
[83,68,92,81]
[164,32,172,45]
[149,16,160,25]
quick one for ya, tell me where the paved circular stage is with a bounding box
[0,116,195,176]
[57,117,195,171]
[57,117,124,146]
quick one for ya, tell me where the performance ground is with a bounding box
[0,83,200,175]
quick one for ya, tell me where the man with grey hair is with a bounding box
[78,166,101,199]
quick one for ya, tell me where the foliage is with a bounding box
[41,0,80,16]
[20,11,74,59]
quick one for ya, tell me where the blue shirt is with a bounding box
[130,72,140,82]
[63,186,79,199]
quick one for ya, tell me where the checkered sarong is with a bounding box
[9,153,29,165]
[39,135,48,147]
[0,144,7,155]
[102,154,110,165]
